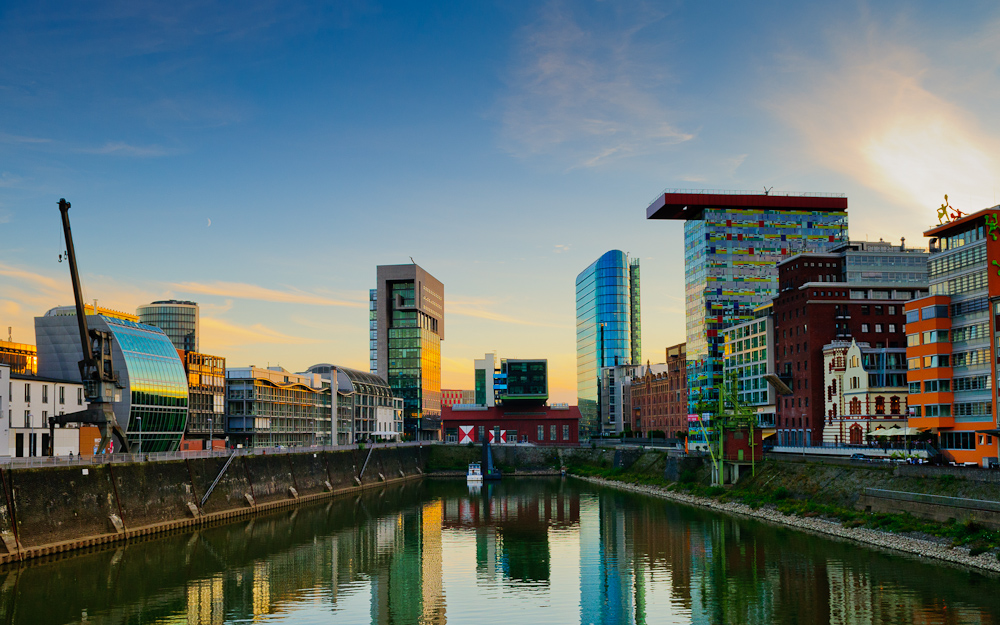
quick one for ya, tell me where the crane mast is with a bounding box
[48,199,130,455]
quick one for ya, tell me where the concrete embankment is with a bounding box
[0,445,428,564]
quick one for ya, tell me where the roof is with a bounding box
[923,206,998,237]
[11,372,82,385]
[441,404,581,422]
[646,190,848,220]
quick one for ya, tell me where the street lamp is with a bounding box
[136,417,142,457]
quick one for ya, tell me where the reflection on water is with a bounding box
[1,479,998,624]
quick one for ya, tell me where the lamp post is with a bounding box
[136,417,142,458]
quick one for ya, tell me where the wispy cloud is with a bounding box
[0,132,52,144]
[0,172,22,188]
[449,296,570,328]
[200,317,314,348]
[501,1,694,168]
[80,141,171,158]
[767,13,1000,213]
[170,281,365,307]
[553,243,571,253]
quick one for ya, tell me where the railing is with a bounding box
[0,440,441,469]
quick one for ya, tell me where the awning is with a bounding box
[761,430,777,439]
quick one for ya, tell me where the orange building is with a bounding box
[906,207,999,466]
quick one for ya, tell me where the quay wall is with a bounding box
[0,446,428,564]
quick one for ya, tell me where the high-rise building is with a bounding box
[137,300,199,353]
[36,307,189,452]
[772,240,927,445]
[646,190,849,411]
[721,304,776,430]
[600,363,640,434]
[371,264,444,441]
[576,250,641,438]
[906,206,1000,466]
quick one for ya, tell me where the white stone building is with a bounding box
[822,340,908,445]
[1,364,87,457]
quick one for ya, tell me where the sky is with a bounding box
[2,0,1000,404]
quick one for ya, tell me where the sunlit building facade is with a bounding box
[179,350,226,448]
[304,363,403,443]
[646,191,848,412]
[137,300,200,353]
[0,339,37,375]
[576,250,641,438]
[226,366,331,447]
[371,264,444,440]
[36,308,189,452]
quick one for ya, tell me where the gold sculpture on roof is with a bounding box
[936,194,966,224]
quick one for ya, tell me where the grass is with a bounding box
[567,463,1000,557]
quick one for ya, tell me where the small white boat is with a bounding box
[467,462,484,483]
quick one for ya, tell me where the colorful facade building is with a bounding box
[906,206,1000,466]
[822,340,908,445]
[645,191,849,413]
[177,350,226,449]
[576,250,641,438]
[772,241,927,446]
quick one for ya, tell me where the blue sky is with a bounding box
[3,1,1000,402]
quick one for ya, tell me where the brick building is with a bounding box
[630,343,686,438]
[773,241,927,446]
[441,404,580,446]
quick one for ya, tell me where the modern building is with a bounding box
[599,363,640,434]
[906,206,1000,466]
[0,339,37,375]
[772,241,927,446]
[225,366,331,448]
[36,307,189,452]
[371,264,444,441]
[645,190,849,412]
[1,366,87,457]
[178,350,226,449]
[576,250,641,438]
[137,300,199,353]
[474,354,497,406]
[721,304,776,429]
[304,364,403,443]
[822,340,908,445]
[441,404,580,446]
[441,389,475,408]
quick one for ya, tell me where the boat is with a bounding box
[467,462,484,483]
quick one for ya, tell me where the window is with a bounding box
[940,432,975,450]
[906,334,920,347]
[59,387,65,404]
[888,306,897,315]
[874,306,884,315]
[905,309,919,323]
[550,424,557,441]
[908,382,921,394]
[861,324,869,333]
[24,384,30,402]
[908,357,921,370]
[922,355,950,368]
[888,324,896,333]
[924,380,951,392]
[874,324,883,333]
[563,425,570,440]
[77,388,83,405]
[42,385,48,403]
[537,425,544,441]
[24,410,30,428]
[478,425,485,441]
[921,305,949,319]
[861,305,870,315]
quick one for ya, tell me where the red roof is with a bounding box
[646,191,848,220]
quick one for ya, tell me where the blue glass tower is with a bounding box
[576,250,641,438]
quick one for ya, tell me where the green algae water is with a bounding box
[2,478,997,624]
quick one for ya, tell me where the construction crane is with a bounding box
[47,199,130,455]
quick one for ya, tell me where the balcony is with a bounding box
[908,416,954,429]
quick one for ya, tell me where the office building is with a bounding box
[645,190,849,411]
[225,366,331,447]
[36,307,189,452]
[371,263,444,440]
[576,250,641,438]
[178,351,226,449]
[906,207,1000,466]
[441,389,475,408]
[822,340,908,445]
[137,300,199,352]
[0,339,37,375]
[304,364,403,443]
[474,353,497,406]
[600,363,640,434]
[721,305,776,429]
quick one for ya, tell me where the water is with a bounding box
[2,478,997,624]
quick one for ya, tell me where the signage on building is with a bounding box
[687,414,699,422]
[459,425,474,444]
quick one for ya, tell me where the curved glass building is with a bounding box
[305,364,403,444]
[137,300,199,353]
[36,309,189,452]
[576,250,641,438]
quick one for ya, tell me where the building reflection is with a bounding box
[1,479,998,625]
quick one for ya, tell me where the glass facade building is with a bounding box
[36,310,189,452]
[226,366,331,447]
[373,264,444,440]
[647,191,849,412]
[137,300,199,353]
[305,364,403,444]
[576,250,641,438]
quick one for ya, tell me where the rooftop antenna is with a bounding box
[409,256,415,265]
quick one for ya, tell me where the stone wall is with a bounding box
[0,446,428,564]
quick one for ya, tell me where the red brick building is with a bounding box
[773,241,927,446]
[441,404,580,446]
[630,343,687,438]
